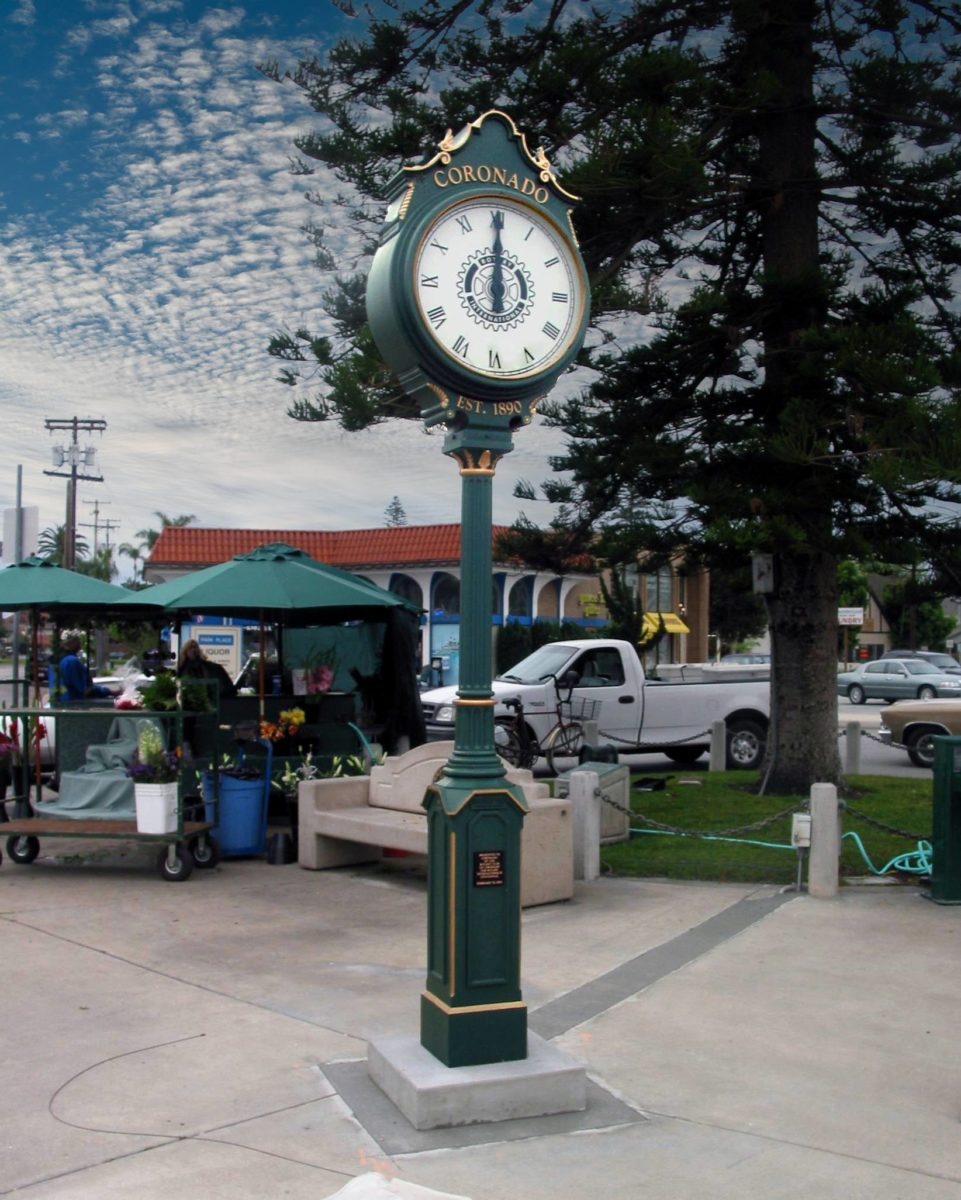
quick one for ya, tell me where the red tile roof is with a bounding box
[147,525,515,572]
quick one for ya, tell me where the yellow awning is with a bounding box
[641,611,690,636]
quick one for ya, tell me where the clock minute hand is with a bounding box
[491,210,506,314]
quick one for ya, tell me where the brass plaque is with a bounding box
[473,849,505,888]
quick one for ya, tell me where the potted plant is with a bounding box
[127,722,181,834]
[293,647,337,697]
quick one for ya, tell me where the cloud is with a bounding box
[0,4,570,566]
[8,0,35,25]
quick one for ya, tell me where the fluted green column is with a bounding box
[419,425,529,1068]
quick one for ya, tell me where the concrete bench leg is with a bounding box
[300,833,381,870]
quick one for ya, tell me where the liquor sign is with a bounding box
[837,607,864,626]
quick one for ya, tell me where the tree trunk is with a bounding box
[749,0,838,794]
[764,549,841,793]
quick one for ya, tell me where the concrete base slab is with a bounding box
[367,1032,586,1131]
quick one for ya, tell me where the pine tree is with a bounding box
[384,496,409,527]
[264,1,961,792]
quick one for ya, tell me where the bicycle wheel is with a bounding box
[494,720,524,767]
[544,720,584,775]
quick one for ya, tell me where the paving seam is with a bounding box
[528,891,796,1040]
[320,891,796,1155]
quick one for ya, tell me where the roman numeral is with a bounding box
[453,335,470,357]
[524,226,534,241]
[524,347,535,362]
[420,274,439,288]
[552,291,569,303]
[456,215,473,234]
[430,239,449,254]
[488,350,502,370]
[543,321,560,340]
[427,306,447,328]
[544,256,560,268]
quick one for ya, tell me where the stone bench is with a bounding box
[297,741,573,907]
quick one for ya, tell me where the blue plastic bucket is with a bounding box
[203,772,268,857]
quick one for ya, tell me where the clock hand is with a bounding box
[491,210,505,314]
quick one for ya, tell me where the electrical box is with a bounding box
[931,737,961,904]
[555,761,631,844]
[791,812,812,848]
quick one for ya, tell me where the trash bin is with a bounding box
[202,740,272,857]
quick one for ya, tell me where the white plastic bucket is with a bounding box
[135,782,178,834]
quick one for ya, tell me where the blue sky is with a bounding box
[0,0,566,574]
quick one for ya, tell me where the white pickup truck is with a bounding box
[419,638,771,771]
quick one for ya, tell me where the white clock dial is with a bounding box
[412,196,584,380]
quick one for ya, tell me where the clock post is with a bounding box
[366,112,590,1075]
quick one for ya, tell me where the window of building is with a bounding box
[645,565,673,613]
[432,573,460,617]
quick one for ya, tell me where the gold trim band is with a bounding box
[448,829,456,998]
[454,698,494,707]
[423,990,527,1017]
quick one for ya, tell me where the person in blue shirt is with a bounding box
[57,635,111,703]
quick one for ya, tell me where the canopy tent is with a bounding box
[123,544,425,747]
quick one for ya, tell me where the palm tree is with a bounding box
[37,524,89,565]
[118,541,147,582]
[135,511,196,553]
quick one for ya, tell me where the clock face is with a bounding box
[412,196,585,381]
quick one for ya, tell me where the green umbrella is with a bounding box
[0,559,143,792]
[124,543,419,621]
[0,557,136,610]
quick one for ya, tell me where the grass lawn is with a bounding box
[600,770,934,885]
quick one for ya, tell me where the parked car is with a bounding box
[880,649,960,674]
[879,698,961,767]
[720,652,771,665]
[836,658,961,704]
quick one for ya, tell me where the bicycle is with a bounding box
[495,674,601,776]
[542,674,601,775]
[495,695,538,770]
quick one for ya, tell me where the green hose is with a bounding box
[842,831,933,877]
[629,827,794,851]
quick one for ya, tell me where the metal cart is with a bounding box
[0,706,219,882]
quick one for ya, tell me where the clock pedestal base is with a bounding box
[367,1031,587,1131]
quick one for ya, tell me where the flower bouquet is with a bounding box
[302,646,337,695]
[260,706,307,744]
[127,723,180,783]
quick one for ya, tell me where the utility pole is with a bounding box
[79,498,120,554]
[44,418,106,569]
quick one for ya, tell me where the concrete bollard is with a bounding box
[569,769,601,882]
[709,720,726,772]
[808,782,840,897]
[844,721,862,776]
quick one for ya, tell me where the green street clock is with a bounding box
[366,110,590,435]
[364,112,591,1071]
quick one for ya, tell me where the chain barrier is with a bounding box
[596,788,798,840]
[590,727,711,750]
[837,724,907,749]
[843,802,930,842]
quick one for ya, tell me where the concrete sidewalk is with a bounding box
[1,838,959,1198]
